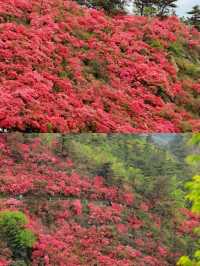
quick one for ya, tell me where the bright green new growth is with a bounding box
[0,211,36,257]
[177,134,200,266]
[186,175,200,214]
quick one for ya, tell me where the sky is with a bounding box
[176,0,199,16]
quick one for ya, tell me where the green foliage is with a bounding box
[186,156,200,166]
[177,134,200,266]
[52,84,61,93]
[149,39,164,50]
[1,14,30,25]
[143,6,157,16]
[183,64,200,78]
[83,59,109,82]
[168,42,184,57]
[185,175,200,214]
[59,70,74,80]
[133,0,178,16]
[189,134,200,145]
[76,0,129,14]
[0,211,36,261]
[187,5,200,31]
[17,229,36,248]
[67,138,142,183]
[73,29,94,40]
[59,134,191,207]
[177,256,193,266]
[175,57,200,79]
[11,260,28,266]
[0,210,27,229]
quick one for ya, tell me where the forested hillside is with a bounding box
[0,134,199,266]
[0,0,199,132]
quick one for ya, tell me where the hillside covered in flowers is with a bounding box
[0,134,199,266]
[0,0,199,132]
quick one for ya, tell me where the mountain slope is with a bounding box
[0,134,198,265]
[0,0,199,132]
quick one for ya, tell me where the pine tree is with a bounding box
[187,5,200,31]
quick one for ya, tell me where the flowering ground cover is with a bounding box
[0,134,199,265]
[0,0,199,132]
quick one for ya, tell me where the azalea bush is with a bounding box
[0,0,199,132]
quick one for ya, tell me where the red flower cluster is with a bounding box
[0,0,199,132]
[179,208,200,234]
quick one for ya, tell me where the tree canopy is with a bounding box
[134,0,178,16]
[187,5,200,30]
[177,134,200,266]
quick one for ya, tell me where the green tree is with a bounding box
[187,5,200,31]
[76,0,130,14]
[177,134,200,266]
[133,0,153,15]
[133,0,177,16]
[154,0,177,16]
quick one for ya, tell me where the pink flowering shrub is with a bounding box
[0,0,199,132]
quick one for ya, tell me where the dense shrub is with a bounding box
[0,0,199,132]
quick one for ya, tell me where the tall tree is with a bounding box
[187,5,200,31]
[76,0,130,14]
[177,134,200,266]
[154,0,177,16]
[133,0,177,16]
[133,0,154,15]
